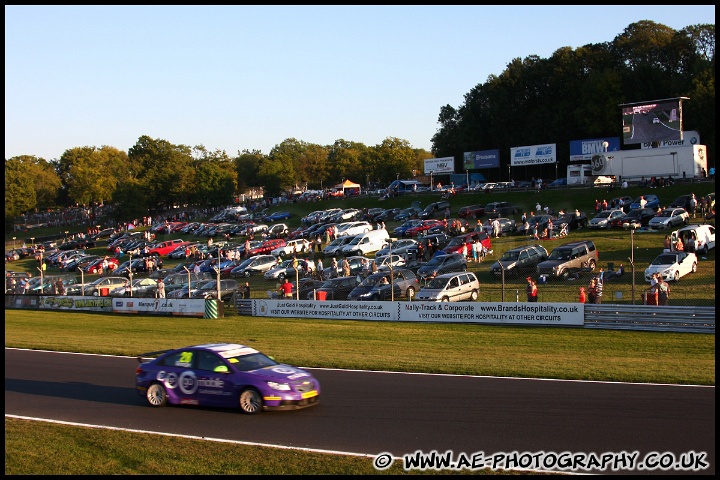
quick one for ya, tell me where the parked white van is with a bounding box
[671,224,715,255]
[340,229,390,256]
[415,272,480,302]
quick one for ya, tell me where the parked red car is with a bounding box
[85,257,120,274]
[458,204,486,219]
[404,219,443,237]
[441,231,492,255]
[148,239,189,256]
[246,238,286,256]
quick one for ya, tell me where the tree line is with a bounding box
[5,20,714,228]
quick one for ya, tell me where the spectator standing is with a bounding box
[689,193,698,218]
[316,258,324,280]
[492,218,501,238]
[663,235,672,251]
[674,236,684,252]
[578,286,586,303]
[593,276,603,304]
[55,278,66,296]
[341,257,351,277]
[587,278,597,303]
[639,196,647,209]
[472,239,481,263]
[526,277,538,302]
[657,277,670,306]
[243,282,251,299]
[280,278,293,298]
[330,258,338,278]
[156,279,165,298]
[685,233,696,253]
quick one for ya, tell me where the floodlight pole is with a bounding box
[500,262,505,302]
[128,252,134,296]
[214,267,221,300]
[430,171,434,192]
[184,266,191,298]
[630,227,636,305]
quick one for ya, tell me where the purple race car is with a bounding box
[135,343,320,414]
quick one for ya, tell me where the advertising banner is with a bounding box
[569,138,620,162]
[112,297,206,316]
[463,149,500,169]
[641,130,700,149]
[424,157,455,174]
[510,144,557,166]
[252,300,583,326]
[39,295,112,312]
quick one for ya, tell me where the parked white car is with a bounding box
[648,208,690,230]
[322,235,357,256]
[334,221,373,237]
[415,272,480,302]
[644,251,697,282]
[671,224,715,255]
[271,239,312,257]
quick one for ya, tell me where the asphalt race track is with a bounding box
[5,348,715,474]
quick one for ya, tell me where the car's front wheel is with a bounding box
[673,270,680,281]
[244,271,251,278]
[441,296,450,302]
[405,286,416,299]
[146,382,168,407]
[691,262,697,273]
[239,388,263,414]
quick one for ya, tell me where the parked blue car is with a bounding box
[629,194,661,211]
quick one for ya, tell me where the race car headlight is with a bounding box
[267,381,291,391]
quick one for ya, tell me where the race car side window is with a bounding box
[159,351,194,368]
[197,351,226,372]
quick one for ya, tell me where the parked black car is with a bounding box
[307,275,361,300]
[484,201,518,219]
[490,244,548,278]
[418,200,451,219]
[416,253,468,281]
[346,268,419,301]
[555,211,588,230]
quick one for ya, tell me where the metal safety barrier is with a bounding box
[583,304,715,333]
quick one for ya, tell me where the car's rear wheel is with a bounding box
[239,388,263,414]
[244,271,251,278]
[587,260,596,271]
[470,290,478,301]
[691,262,697,273]
[146,382,168,407]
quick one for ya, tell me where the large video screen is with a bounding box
[621,99,683,145]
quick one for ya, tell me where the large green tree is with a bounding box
[5,159,37,225]
[57,146,127,206]
[127,136,194,212]
[6,155,61,209]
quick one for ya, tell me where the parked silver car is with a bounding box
[415,272,480,302]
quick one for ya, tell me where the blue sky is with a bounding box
[5,5,715,161]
